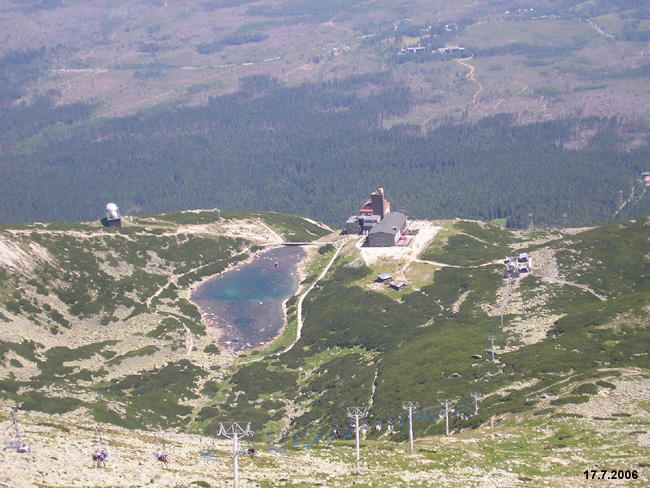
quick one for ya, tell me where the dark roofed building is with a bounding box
[390,280,408,291]
[367,212,407,247]
[362,214,381,232]
[346,216,362,235]
[344,187,398,235]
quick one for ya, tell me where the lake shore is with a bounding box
[189,245,306,354]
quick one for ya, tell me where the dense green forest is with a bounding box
[0,57,648,227]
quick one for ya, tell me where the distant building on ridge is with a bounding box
[642,172,650,187]
[103,202,122,227]
[344,187,408,247]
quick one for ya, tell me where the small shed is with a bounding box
[517,252,532,272]
[377,273,392,283]
[390,281,407,291]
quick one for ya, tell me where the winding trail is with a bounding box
[183,325,194,358]
[145,250,249,308]
[278,241,345,356]
[613,186,638,217]
[456,57,483,104]
[552,279,607,301]
[258,221,283,243]
[237,239,345,365]
[368,368,379,411]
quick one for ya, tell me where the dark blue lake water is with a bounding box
[191,246,305,352]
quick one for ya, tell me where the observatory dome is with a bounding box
[105,202,121,220]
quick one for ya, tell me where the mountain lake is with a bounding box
[191,246,306,352]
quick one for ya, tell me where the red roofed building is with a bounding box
[360,200,373,214]
[347,187,398,236]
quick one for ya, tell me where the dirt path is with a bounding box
[146,262,206,308]
[456,57,483,104]
[146,248,252,308]
[236,239,345,364]
[535,247,607,301]
[183,325,194,358]
[280,241,345,355]
[613,185,637,216]
[258,221,283,243]
[367,368,379,411]
[552,279,607,301]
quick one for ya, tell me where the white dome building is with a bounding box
[104,203,122,227]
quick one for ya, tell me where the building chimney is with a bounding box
[371,188,385,220]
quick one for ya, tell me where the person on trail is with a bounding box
[157,453,169,468]
[247,447,256,458]
[98,449,108,468]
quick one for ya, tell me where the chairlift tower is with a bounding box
[471,392,481,416]
[528,213,534,229]
[218,422,253,488]
[402,402,419,452]
[5,408,30,453]
[346,407,368,475]
[441,400,451,436]
[488,335,497,363]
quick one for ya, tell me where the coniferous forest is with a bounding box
[0,47,648,228]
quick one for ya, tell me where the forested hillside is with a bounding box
[0,0,648,228]
[0,74,648,227]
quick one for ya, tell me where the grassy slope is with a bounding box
[0,210,327,430]
[0,212,648,486]
[194,216,649,447]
